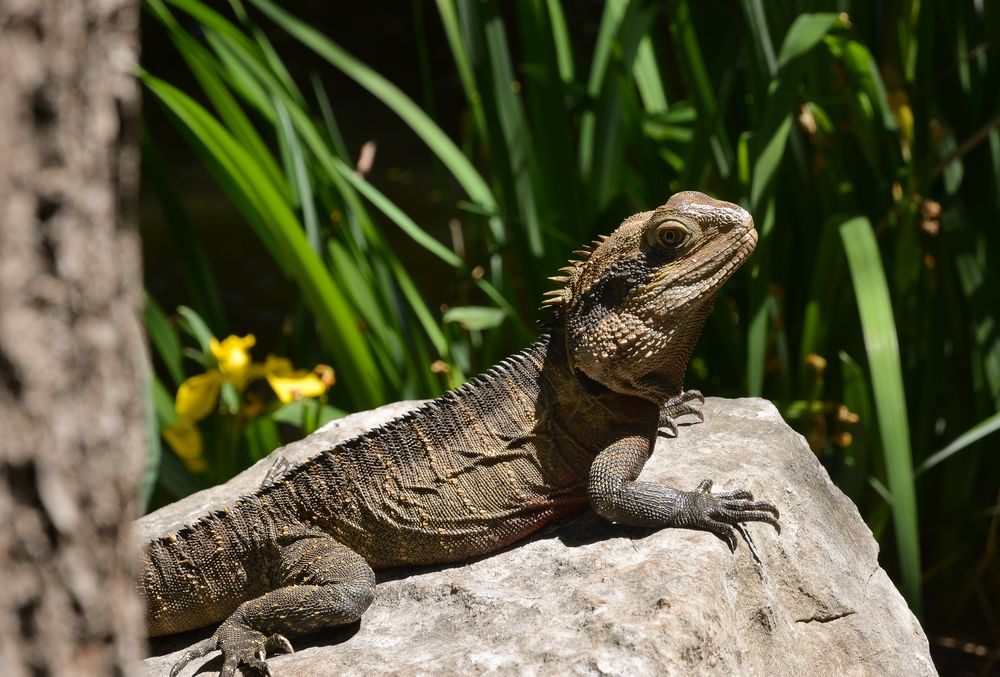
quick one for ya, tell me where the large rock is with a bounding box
[140,398,935,676]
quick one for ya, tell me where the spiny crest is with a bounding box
[539,234,610,311]
[155,506,230,545]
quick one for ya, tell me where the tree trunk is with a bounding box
[0,1,144,674]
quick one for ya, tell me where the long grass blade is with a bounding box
[544,0,575,83]
[840,216,921,612]
[917,411,1000,476]
[144,294,184,387]
[435,0,489,143]
[142,71,385,407]
[481,4,543,257]
[578,0,629,182]
[274,97,320,252]
[246,0,499,218]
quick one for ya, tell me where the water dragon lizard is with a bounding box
[142,191,780,676]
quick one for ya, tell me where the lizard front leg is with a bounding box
[169,536,375,677]
[588,432,780,550]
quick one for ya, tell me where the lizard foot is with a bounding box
[658,389,705,435]
[169,622,293,677]
[676,478,780,551]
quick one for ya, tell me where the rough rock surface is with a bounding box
[140,398,935,676]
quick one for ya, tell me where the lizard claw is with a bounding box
[677,478,780,551]
[169,622,293,677]
[658,390,705,434]
[659,415,680,437]
[169,638,215,677]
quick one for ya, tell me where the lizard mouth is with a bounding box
[706,223,757,283]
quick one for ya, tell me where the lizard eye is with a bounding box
[654,222,689,249]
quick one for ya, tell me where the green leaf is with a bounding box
[632,34,668,113]
[436,0,490,145]
[840,216,921,613]
[157,4,290,201]
[140,370,163,511]
[917,411,1000,476]
[333,162,464,268]
[144,294,184,387]
[668,0,734,182]
[579,0,629,181]
[776,13,844,70]
[482,5,543,257]
[151,375,178,427]
[142,72,385,407]
[177,305,216,359]
[750,115,793,211]
[272,400,347,429]
[746,198,775,395]
[750,13,844,212]
[545,0,575,83]
[443,306,507,331]
[246,0,499,217]
[840,39,897,131]
[245,415,282,461]
[274,97,320,252]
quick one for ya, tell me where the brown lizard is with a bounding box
[142,191,778,676]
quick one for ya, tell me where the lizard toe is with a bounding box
[714,488,754,501]
[678,480,782,547]
[169,638,215,677]
[217,623,292,676]
[658,390,706,432]
[171,621,293,677]
[264,633,294,655]
[698,517,739,551]
[658,414,680,437]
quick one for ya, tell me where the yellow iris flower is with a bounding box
[210,334,255,387]
[162,334,334,471]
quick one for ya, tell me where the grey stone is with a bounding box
[140,397,936,676]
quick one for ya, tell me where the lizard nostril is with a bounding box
[716,205,752,232]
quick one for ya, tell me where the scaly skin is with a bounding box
[142,191,780,676]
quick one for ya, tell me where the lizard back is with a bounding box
[265,334,618,568]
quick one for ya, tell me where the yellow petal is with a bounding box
[262,355,294,377]
[174,372,222,421]
[162,418,204,464]
[267,371,328,404]
[210,335,256,385]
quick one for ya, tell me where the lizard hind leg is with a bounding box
[169,536,375,677]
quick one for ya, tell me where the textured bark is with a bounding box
[0,1,144,675]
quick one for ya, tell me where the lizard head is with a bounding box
[544,191,756,402]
